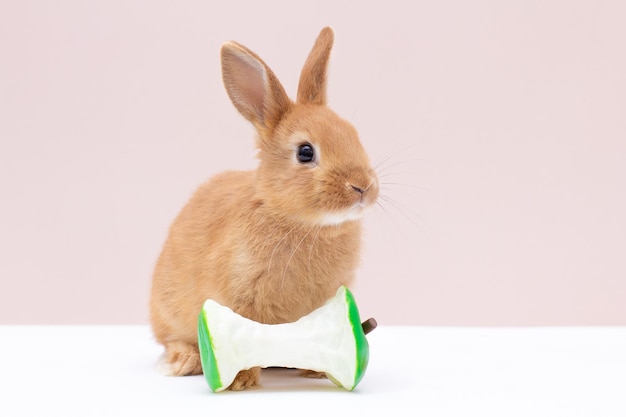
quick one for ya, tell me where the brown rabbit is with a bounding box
[150,27,379,390]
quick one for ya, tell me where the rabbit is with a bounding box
[150,27,379,390]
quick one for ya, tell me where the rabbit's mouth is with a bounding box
[317,178,379,226]
[318,202,368,226]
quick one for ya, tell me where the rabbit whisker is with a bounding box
[373,144,422,172]
[378,193,426,232]
[281,225,316,288]
[266,224,298,278]
[307,225,324,268]
[379,181,428,192]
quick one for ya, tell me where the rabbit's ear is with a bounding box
[297,27,334,106]
[221,42,292,132]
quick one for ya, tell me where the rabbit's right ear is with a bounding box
[297,27,334,106]
[221,42,292,135]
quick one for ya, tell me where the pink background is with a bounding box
[1,1,625,325]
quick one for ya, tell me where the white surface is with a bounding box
[1,326,625,416]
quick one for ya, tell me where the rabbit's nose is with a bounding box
[349,182,375,204]
[351,185,365,195]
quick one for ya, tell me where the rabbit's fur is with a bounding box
[150,27,378,390]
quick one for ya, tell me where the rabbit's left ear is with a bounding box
[297,27,334,106]
[221,41,292,133]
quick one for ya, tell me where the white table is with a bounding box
[1,326,624,416]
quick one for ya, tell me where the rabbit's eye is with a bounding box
[297,144,315,163]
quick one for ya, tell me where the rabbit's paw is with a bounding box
[229,367,261,391]
[162,341,203,376]
[298,369,327,379]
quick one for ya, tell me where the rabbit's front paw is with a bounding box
[298,369,327,379]
[163,341,202,376]
[229,367,261,391]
